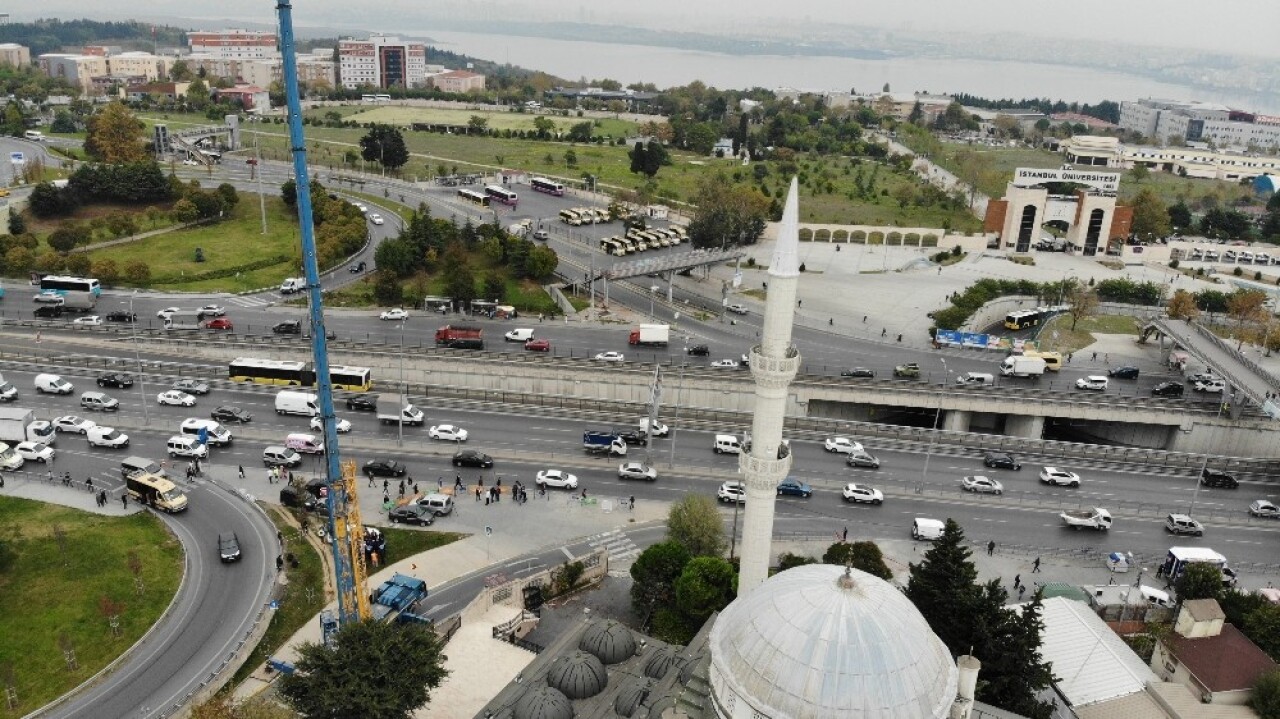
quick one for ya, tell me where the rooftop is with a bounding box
[1035,596,1156,707]
[1165,622,1277,693]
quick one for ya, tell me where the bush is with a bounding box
[1168,259,1179,269]
[123,260,152,284]
[1234,267,1244,276]
[1257,271,1264,281]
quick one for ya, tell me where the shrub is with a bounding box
[1234,267,1244,276]
[1168,259,1179,269]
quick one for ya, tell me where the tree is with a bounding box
[185,77,211,110]
[674,556,737,622]
[522,245,558,280]
[1129,188,1171,240]
[665,495,725,558]
[532,116,556,138]
[1065,285,1099,330]
[905,519,980,652]
[1253,670,1280,719]
[83,102,148,164]
[123,260,151,284]
[1128,164,1149,183]
[821,541,892,580]
[907,101,924,125]
[1166,289,1200,320]
[168,59,193,82]
[629,142,647,176]
[374,237,418,278]
[359,125,410,170]
[686,173,770,250]
[216,183,240,207]
[50,110,77,133]
[466,115,488,134]
[7,211,25,235]
[566,121,593,143]
[978,591,1057,719]
[280,179,298,207]
[171,198,199,224]
[777,552,816,571]
[279,619,447,719]
[373,270,405,306]
[441,250,477,304]
[482,274,505,302]
[630,541,691,614]
[642,140,667,177]
[1168,201,1193,231]
[685,122,719,155]
[91,258,120,285]
[65,253,91,275]
[1245,604,1280,661]
[563,149,577,168]
[1174,562,1225,603]
[1227,289,1268,349]
[1200,207,1253,240]
[47,227,80,253]
[5,246,34,273]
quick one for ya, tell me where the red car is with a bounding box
[204,317,234,330]
[524,339,551,352]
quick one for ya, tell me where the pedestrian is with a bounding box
[896,334,902,342]
[86,477,94,493]
[1018,585,1026,600]
[1013,574,1021,589]
[413,482,419,496]
[475,486,482,502]
[455,476,463,492]
[580,488,588,500]
[383,479,389,494]
[881,328,887,337]
[938,266,943,275]
[484,492,490,506]
[367,471,375,488]
[288,471,294,484]
[987,540,995,556]
[383,491,390,504]
[842,526,849,542]
[238,465,245,480]
[1104,353,1109,364]
[438,476,444,491]
[1091,351,1097,361]
[194,458,201,475]
[1067,352,1073,363]
[1032,557,1041,573]
[121,494,128,509]
[277,530,284,546]
[829,318,833,326]
[267,468,274,483]
[629,495,635,511]
[398,484,405,497]
[456,474,463,488]
[797,299,802,308]
[276,555,284,572]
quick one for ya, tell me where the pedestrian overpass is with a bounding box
[1141,316,1280,416]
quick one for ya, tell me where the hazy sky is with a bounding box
[13,0,1280,58]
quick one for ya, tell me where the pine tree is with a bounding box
[629,141,646,176]
[904,519,980,652]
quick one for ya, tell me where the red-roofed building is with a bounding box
[214,85,270,111]
[431,70,485,94]
[1151,599,1277,705]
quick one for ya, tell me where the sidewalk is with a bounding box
[0,469,141,517]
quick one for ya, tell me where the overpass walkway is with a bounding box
[1143,317,1279,408]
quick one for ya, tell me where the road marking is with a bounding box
[560,546,574,560]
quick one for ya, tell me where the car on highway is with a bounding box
[776,478,812,498]
[86,426,129,448]
[389,504,436,526]
[961,475,1004,494]
[105,311,137,323]
[687,345,710,356]
[80,391,120,412]
[211,406,252,423]
[15,441,55,463]
[824,437,864,454]
[97,373,135,389]
[198,305,226,317]
[53,415,96,434]
[369,213,385,225]
[1249,499,1280,518]
[203,317,234,330]
[524,339,551,352]
[1200,468,1239,489]
[1151,381,1185,398]
[840,368,876,378]
[363,459,407,477]
[263,445,302,467]
[1039,467,1082,487]
[617,462,657,481]
[1108,366,1140,379]
[614,430,647,447]
[893,363,921,378]
[156,307,180,319]
[1075,376,1109,391]
[1165,513,1204,536]
[354,202,368,214]
[594,351,625,363]
[157,390,197,407]
[726,303,749,315]
[717,481,746,503]
[310,415,352,433]
[72,315,103,326]
[34,305,63,319]
[536,469,579,489]
[379,308,408,321]
[428,424,469,441]
[453,449,493,468]
[172,379,210,395]
[1186,372,1221,385]
[711,359,740,369]
[841,483,884,505]
[217,532,242,563]
[273,320,303,335]
[533,228,550,241]
[983,453,1022,470]
[33,290,64,304]
[846,451,882,469]
[346,395,377,412]
[1194,378,1226,393]
[640,418,669,437]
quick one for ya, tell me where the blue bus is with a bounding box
[39,275,102,297]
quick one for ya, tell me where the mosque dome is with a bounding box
[708,564,958,719]
[546,650,608,699]
[512,685,574,719]
[578,620,637,665]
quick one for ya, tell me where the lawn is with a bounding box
[1119,171,1255,209]
[24,200,180,240]
[1037,314,1142,354]
[323,271,562,315]
[0,497,182,718]
[322,105,637,138]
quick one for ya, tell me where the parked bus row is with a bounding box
[598,227,687,256]
[559,207,612,226]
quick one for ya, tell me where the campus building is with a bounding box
[337,36,426,90]
[1119,98,1280,152]
[0,43,30,67]
[430,69,485,94]
[187,30,279,60]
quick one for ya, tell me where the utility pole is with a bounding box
[255,135,267,234]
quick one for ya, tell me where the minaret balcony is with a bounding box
[738,451,792,485]
[748,344,800,385]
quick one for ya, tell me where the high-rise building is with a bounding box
[337,36,426,90]
[187,30,279,60]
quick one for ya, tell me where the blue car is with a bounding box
[776,478,812,498]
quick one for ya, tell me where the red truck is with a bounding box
[435,324,484,350]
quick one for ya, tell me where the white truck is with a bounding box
[376,393,425,426]
[0,407,42,444]
[163,310,204,330]
[280,277,306,294]
[1160,547,1235,586]
[628,323,670,347]
[999,356,1047,378]
[61,291,98,313]
[1060,507,1112,530]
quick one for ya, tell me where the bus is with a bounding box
[330,365,373,392]
[39,275,101,297]
[361,93,392,102]
[559,209,583,226]
[484,185,518,207]
[530,176,565,196]
[126,472,188,513]
[228,357,374,392]
[1004,310,1044,331]
[458,188,490,207]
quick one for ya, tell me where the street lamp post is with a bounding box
[918,358,949,493]
[397,321,407,447]
[125,292,148,425]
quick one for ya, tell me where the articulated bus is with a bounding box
[530,176,565,196]
[39,275,102,297]
[458,188,490,207]
[228,358,374,392]
[1004,310,1044,331]
[484,185,518,207]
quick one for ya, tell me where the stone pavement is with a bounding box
[0,467,141,517]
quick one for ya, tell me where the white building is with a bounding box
[0,43,30,67]
[337,36,426,90]
[1120,98,1280,152]
[187,30,279,60]
[1061,134,1280,182]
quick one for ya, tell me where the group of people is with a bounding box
[474,478,530,505]
[266,466,292,484]
[184,459,203,482]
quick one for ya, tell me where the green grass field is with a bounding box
[0,497,182,718]
[322,105,637,138]
[1037,314,1142,353]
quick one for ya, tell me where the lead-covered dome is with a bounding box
[512,685,574,719]
[578,620,636,665]
[709,564,958,719]
[547,650,608,699]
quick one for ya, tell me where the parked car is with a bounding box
[686,345,710,356]
[841,483,884,504]
[841,368,876,378]
[156,390,196,406]
[536,469,578,489]
[776,478,812,498]
[1249,499,1280,518]
[217,532,242,562]
[211,405,253,423]
[983,453,1022,471]
[1039,467,1082,487]
[961,475,1004,494]
[726,303,749,315]
[717,481,746,503]
[711,359,740,369]
[172,379,210,395]
[1076,375,1109,391]
[72,315,102,326]
[346,395,377,412]
[617,462,657,481]
[97,373,134,389]
[203,317,234,330]
[893,363,921,378]
[1165,513,1204,536]
[389,504,436,526]
[363,459,406,477]
[1108,366,1140,379]
[1201,469,1239,489]
[452,449,493,468]
[524,339,551,352]
[1151,381,1185,398]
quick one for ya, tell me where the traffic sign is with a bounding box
[484,526,492,536]
[9,152,24,164]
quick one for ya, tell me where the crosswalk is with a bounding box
[588,529,641,574]
[226,294,274,308]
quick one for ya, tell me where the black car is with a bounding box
[983,453,1022,471]
[618,431,648,447]
[1151,381,1185,398]
[97,372,135,389]
[105,311,137,323]
[452,449,493,468]
[34,305,63,319]
[363,459,407,477]
[1201,469,1239,489]
[1108,366,1140,380]
[388,504,435,526]
[841,368,876,378]
[217,532,242,563]
[211,405,253,423]
[273,320,302,335]
[346,395,378,412]
[304,328,337,340]
[687,345,710,356]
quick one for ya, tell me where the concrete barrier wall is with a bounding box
[962,295,1162,333]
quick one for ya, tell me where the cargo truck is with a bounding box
[1160,547,1235,587]
[61,291,98,313]
[583,430,627,456]
[999,356,1047,378]
[628,323,670,347]
[0,407,48,444]
[376,393,425,426]
[371,573,430,623]
[435,324,484,349]
[1060,507,1112,530]
[164,310,204,330]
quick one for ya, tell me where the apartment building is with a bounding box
[38,54,109,93]
[430,69,485,94]
[338,36,426,89]
[1120,98,1280,151]
[187,30,279,60]
[241,53,335,89]
[0,43,30,67]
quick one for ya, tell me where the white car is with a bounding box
[824,437,865,454]
[710,359,740,369]
[594,351,625,363]
[72,315,103,326]
[717,481,746,503]
[354,203,368,214]
[618,462,657,481]
[842,483,884,504]
[16,441,55,463]
[640,418,669,437]
[379,308,408,321]
[33,291,64,304]
[53,415,97,434]
[961,475,1004,494]
[726,303,749,315]
[1075,375,1108,391]
[1249,499,1280,518]
[1039,467,1082,487]
[1194,379,1226,393]
[156,390,196,407]
[198,304,226,317]
[156,307,180,319]
[310,415,353,433]
[535,469,578,489]
[87,426,129,448]
[369,213,385,225]
[428,424,468,442]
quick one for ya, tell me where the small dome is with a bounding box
[579,620,637,665]
[613,679,650,717]
[643,647,676,679]
[709,564,958,719]
[547,650,608,699]
[513,685,574,719]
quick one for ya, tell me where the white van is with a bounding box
[912,518,945,541]
[23,130,44,141]
[263,445,302,467]
[504,328,534,342]
[954,372,995,387]
[34,373,74,395]
[180,418,233,446]
[286,432,325,454]
[417,493,455,516]
[276,390,319,417]
[713,434,743,454]
[280,277,306,294]
[166,435,209,458]
[87,426,130,448]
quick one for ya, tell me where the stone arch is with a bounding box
[886,231,904,246]
[904,232,922,246]
[798,228,814,242]
[833,229,849,242]
[851,230,867,244]
[814,228,832,242]
[922,233,940,247]
[868,231,885,246]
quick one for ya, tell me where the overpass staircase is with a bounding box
[1141,316,1280,416]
